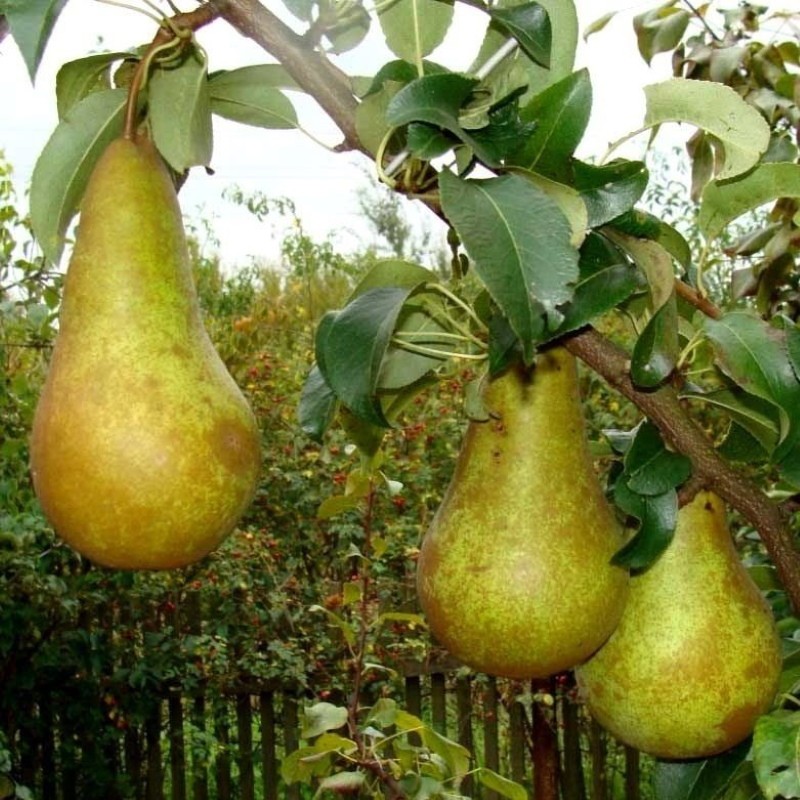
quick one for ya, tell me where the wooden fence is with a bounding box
[8,668,643,800]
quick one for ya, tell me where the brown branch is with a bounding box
[565,327,800,612]
[674,279,723,319]
[208,0,361,150]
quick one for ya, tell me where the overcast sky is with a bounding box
[0,0,680,268]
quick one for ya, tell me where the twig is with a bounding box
[675,278,723,319]
[681,0,721,42]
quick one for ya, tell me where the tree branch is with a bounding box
[565,327,800,611]
[208,0,362,150]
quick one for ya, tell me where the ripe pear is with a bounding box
[416,347,628,679]
[575,491,781,759]
[30,136,261,570]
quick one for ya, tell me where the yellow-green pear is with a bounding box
[416,347,629,679]
[30,136,261,570]
[575,491,781,759]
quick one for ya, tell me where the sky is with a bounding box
[0,0,678,269]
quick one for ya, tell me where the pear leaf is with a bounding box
[298,365,337,442]
[487,2,552,67]
[300,702,349,739]
[612,483,677,571]
[787,323,800,384]
[573,160,649,229]
[315,285,423,426]
[683,386,780,454]
[609,210,692,273]
[476,768,528,800]
[653,740,754,800]
[438,170,579,362]
[349,259,437,298]
[753,710,800,800]
[511,69,592,179]
[633,6,690,65]
[386,74,503,166]
[3,0,68,80]
[699,163,800,242]
[643,79,770,181]
[630,292,679,388]
[56,51,132,120]
[149,46,213,172]
[704,312,800,451]
[316,772,366,796]
[376,0,454,63]
[623,421,692,496]
[551,234,642,338]
[208,68,297,129]
[609,231,676,312]
[30,87,128,266]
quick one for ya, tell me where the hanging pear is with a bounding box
[416,347,629,679]
[575,491,782,759]
[30,136,261,570]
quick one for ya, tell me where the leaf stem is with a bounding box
[426,283,489,332]
[390,338,487,361]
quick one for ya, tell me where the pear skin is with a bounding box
[575,491,782,759]
[416,347,628,678]
[30,136,261,570]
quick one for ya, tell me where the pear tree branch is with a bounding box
[207,0,800,612]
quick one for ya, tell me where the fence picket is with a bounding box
[237,694,255,800]
[260,691,278,800]
[169,692,187,800]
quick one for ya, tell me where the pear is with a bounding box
[416,347,628,679]
[575,491,782,759]
[30,136,261,570]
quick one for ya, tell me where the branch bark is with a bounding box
[207,0,800,611]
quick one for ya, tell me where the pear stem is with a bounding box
[122,3,220,140]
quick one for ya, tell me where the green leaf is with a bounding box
[653,740,754,800]
[30,87,127,266]
[3,0,68,81]
[315,772,366,796]
[298,365,337,442]
[704,312,800,450]
[56,51,131,120]
[476,768,528,800]
[386,73,502,166]
[609,210,692,273]
[324,3,370,54]
[573,160,648,228]
[633,5,690,65]
[643,79,770,181]
[316,286,421,426]
[301,702,349,739]
[280,746,329,784]
[788,323,800,385]
[551,232,642,337]
[487,2,551,67]
[349,259,437,298]
[377,0,454,63]
[718,422,770,463]
[623,421,692,496]
[630,292,679,388]
[510,69,592,180]
[308,606,357,646]
[149,46,213,172]
[361,59,447,97]
[406,123,457,159]
[609,231,677,311]
[420,725,471,781]
[753,710,800,800]
[613,483,677,571]
[684,386,780,454]
[582,11,617,41]
[378,296,451,390]
[317,494,362,520]
[208,67,297,129]
[208,63,301,91]
[439,170,579,362]
[355,79,404,156]
[473,0,577,102]
[699,163,800,242]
